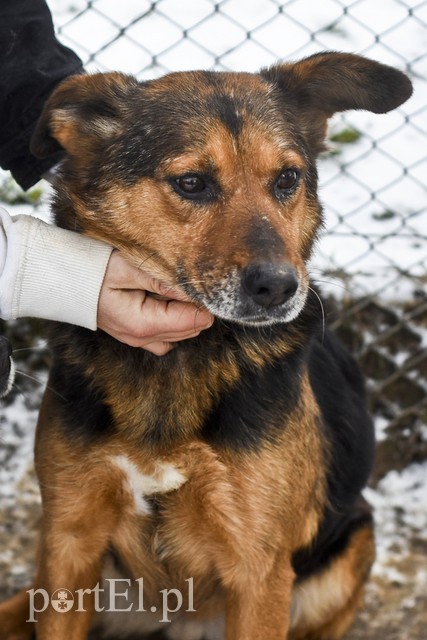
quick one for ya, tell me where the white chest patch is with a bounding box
[112,455,187,515]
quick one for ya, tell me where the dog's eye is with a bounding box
[172,174,212,200]
[177,175,205,194]
[274,169,300,199]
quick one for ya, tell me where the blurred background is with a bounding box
[0,1,426,638]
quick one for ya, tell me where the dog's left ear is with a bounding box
[31,72,139,163]
[261,52,413,152]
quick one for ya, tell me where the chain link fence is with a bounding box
[4,0,427,477]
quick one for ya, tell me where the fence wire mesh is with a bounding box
[22,1,427,472]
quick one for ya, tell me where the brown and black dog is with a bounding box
[0,52,412,640]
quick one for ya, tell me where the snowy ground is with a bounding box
[0,0,426,637]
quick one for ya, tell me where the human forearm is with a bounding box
[0,208,112,327]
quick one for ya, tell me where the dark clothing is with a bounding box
[0,0,83,189]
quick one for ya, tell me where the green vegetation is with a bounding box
[0,176,43,207]
[329,127,362,145]
[372,210,396,221]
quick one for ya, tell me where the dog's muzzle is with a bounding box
[0,335,14,399]
[190,262,308,327]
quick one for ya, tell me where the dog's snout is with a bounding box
[241,264,299,308]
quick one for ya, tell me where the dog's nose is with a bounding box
[241,264,299,308]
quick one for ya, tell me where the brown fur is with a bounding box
[0,53,412,640]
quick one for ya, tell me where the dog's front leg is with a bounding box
[34,544,104,640]
[224,559,295,640]
[32,442,125,639]
[32,471,125,640]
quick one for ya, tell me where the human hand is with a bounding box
[97,251,214,355]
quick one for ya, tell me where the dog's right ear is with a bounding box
[31,72,139,162]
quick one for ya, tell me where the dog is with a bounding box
[0,335,14,399]
[0,52,412,640]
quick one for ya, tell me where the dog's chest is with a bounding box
[111,454,188,515]
[108,449,226,580]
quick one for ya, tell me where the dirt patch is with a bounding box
[349,552,427,640]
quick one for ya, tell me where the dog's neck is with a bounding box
[46,289,321,453]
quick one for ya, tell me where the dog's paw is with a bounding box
[0,335,14,399]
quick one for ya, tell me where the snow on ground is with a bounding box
[0,0,426,628]
[0,398,38,510]
[365,463,427,581]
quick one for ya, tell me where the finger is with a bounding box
[97,282,214,350]
[142,341,176,356]
[139,297,213,337]
[111,326,202,350]
[108,294,213,339]
[139,278,191,303]
[156,329,202,343]
[106,252,190,302]
[153,282,190,302]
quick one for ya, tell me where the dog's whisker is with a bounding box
[15,369,46,386]
[15,369,67,402]
[310,279,348,292]
[309,286,326,344]
[308,269,349,290]
[12,345,48,355]
[9,381,29,400]
[135,252,157,271]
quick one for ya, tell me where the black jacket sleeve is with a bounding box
[0,0,84,190]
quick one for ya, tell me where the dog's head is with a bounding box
[31,53,412,326]
[0,336,14,399]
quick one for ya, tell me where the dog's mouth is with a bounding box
[204,287,308,327]
[179,264,308,327]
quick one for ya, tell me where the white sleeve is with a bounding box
[0,207,113,329]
